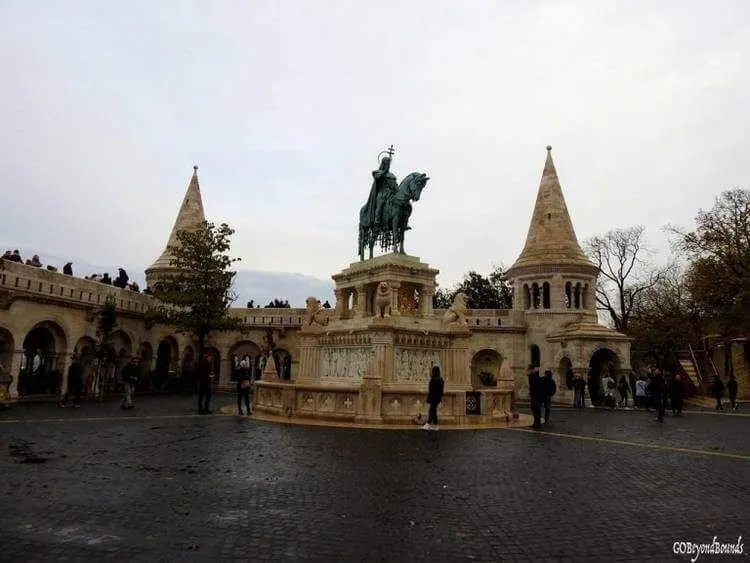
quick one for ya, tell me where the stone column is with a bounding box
[420,285,435,316]
[333,288,345,319]
[218,348,232,389]
[354,284,367,318]
[389,281,401,316]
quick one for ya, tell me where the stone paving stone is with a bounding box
[0,397,747,561]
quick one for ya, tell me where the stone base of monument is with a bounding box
[252,254,519,429]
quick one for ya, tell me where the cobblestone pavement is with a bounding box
[0,396,748,562]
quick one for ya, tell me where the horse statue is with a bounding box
[358,171,429,260]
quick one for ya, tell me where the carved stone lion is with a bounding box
[305,296,329,326]
[442,292,468,326]
[375,282,392,318]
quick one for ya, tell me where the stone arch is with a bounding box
[471,349,503,387]
[531,283,540,309]
[273,348,292,380]
[522,284,531,309]
[529,344,541,368]
[542,282,551,309]
[558,356,573,390]
[229,340,263,379]
[588,347,621,406]
[574,282,582,309]
[19,321,68,396]
[154,336,179,391]
[0,327,15,394]
[565,282,572,308]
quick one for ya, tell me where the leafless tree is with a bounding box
[585,226,671,332]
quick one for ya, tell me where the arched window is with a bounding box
[574,283,581,309]
[542,282,551,309]
[532,283,540,309]
[581,283,588,309]
[522,284,531,309]
[530,345,540,368]
[565,282,572,309]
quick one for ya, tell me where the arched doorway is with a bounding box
[155,337,178,392]
[471,349,502,387]
[74,336,97,398]
[19,322,67,396]
[529,345,540,368]
[204,347,221,380]
[273,348,292,380]
[0,328,15,402]
[558,356,573,390]
[229,340,262,381]
[588,348,620,406]
[137,342,154,391]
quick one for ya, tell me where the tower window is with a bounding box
[542,282,550,309]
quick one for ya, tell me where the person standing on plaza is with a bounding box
[120,357,139,410]
[711,375,725,411]
[670,373,685,416]
[236,355,251,415]
[635,376,647,409]
[423,365,444,430]
[59,354,84,408]
[648,370,666,422]
[617,375,630,408]
[528,364,542,429]
[727,374,738,411]
[541,369,556,423]
[197,353,214,414]
[572,372,586,409]
[602,371,616,409]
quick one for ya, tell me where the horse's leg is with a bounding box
[358,226,365,261]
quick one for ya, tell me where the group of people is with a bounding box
[527,365,558,429]
[710,374,739,412]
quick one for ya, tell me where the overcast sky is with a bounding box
[1,1,748,288]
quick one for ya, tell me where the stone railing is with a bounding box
[434,308,526,329]
[0,259,154,315]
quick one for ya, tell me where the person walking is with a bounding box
[711,375,725,412]
[528,365,542,429]
[635,376,647,409]
[648,370,666,422]
[727,374,738,411]
[120,357,139,410]
[197,353,214,414]
[236,355,252,415]
[59,354,84,408]
[572,373,586,409]
[618,375,630,408]
[423,366,444,430]
[602,372,616,409]
[541,370,556,423]
[670,373,685,416]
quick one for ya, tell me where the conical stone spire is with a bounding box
[146,166,206,279]
[508,147,596,275]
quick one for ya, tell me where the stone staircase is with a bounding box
[678,358,701,389]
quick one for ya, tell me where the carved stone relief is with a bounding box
[319,347,372,380]
[393,348,441,384]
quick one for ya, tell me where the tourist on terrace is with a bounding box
[114,268,129,288]
[9,250,22,263]
[101,273,112,285]
[727,374,738,411]
[63,262,73,275]
[423,365,444,431]
[120,357,139,410]
[59,354,84,408]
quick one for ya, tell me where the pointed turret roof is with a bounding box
[508,147,596,275]
[147,166,206,272]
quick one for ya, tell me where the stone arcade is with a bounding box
[0,148,631,422]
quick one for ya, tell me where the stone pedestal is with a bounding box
[356,375,383,424]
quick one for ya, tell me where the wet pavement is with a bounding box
[0,395,748,562]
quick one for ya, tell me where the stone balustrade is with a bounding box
[0,259,153,315]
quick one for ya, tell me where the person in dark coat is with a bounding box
[727,374,738,411]
[59,354,84,408]
[711,375,725,411]
[120,357,139,410]
[423,366,444,430]
[670,374,684,416]
[528,364,542,429]
[197,354,214,414]
[541,370,556,423]
[63,262,73,275]
[648,370,666,422]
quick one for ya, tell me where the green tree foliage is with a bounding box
[266,299,291,308]
[433,265,513,309]
[672,188,750,336]
[154,221,245,355]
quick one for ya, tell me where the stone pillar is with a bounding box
[354,284,367,318]
[219,349,232,388]
[356,375,383,424]
[444,341,471,390]
[7,349,23,400]
[420,285,435,316]
[389,281,401,316]
[57,350,73,399]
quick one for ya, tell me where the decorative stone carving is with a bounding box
[305,296,329,326]
[374,282,392,318]
[393,348,441,383]
[442,293,468,326]
[320,347,371,380]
